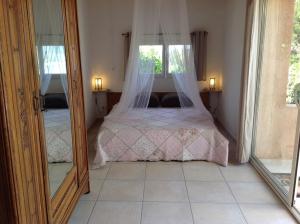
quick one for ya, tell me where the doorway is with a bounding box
[250,0,300,219]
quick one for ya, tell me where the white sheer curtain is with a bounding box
[39,56,52,96]
[60,75,69,105]
[110,0,210,118]
[238,0,262,163]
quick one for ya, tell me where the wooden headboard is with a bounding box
[107,92,210,114]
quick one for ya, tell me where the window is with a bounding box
[286,0,300,104]
[168,45,191,74]
[139,45,163,75]
[138,44,191,77]
[41,45,67,75]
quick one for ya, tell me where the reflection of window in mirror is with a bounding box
[42,45,67,75]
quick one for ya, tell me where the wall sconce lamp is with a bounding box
[94,77,103,91]
[209,77,216,91]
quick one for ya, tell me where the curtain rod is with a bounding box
[122,32,174,36]
[121,31,207,36]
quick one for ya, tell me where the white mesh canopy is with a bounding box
[110,0,211,119]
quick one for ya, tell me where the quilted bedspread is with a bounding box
[94,108,229,167]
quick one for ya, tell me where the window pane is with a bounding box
[253,0,298,198]
[139,45,163,74]
[286,0,300,104]
[42,45,67,75]
[168,45,191,74]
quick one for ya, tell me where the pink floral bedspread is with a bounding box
[94,109,229,167]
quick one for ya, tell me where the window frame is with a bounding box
[138,43,191,78]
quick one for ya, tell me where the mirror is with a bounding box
[32,0,73,197]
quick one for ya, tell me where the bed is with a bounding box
[94,108,229,167]
[44,109,73,163]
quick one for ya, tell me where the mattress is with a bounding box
[44,109,73,163]
[94,108,229,167]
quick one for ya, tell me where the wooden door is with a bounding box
[0,0,48,223]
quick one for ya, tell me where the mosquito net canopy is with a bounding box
[110,0,211,118]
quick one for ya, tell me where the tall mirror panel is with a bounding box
[32,0,74,197]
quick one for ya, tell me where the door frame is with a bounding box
[247,0,300,222]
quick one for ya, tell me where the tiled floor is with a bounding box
[48,162,73,197]
[68,120,297,224]
[69,161,297,224]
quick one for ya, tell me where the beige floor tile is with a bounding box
[68,200,95,224]
[48,162,73,182]
[107,162,146,180]
[80,180,104,201]
[144,181,188,202]
[99,180,144,201]
[89,166,109,180]
[240,204,297,224]
[183,161,224,181]
[229,182,279,204]
[191,203,246,224]
[142,202,193,224]
[220,164,262,182]
[146,162,184,180]
[186,181,235,203]
[88,202,142,224]
[50,181,62,197]
[48,162,73,197]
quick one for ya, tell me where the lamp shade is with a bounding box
[95,77,103,91]
[209,78,216,90]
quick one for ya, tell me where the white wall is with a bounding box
[77,0,97,128]
[77,0,247,135]
[218,0,247,139]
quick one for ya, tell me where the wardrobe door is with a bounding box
[64,0,89,184]
[29,0,80,222]
[0,0,88,222]
[0,0,48,223]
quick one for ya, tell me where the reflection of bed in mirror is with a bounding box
[44,109,72,162]
[43,92,73,196]
[44,93,72,162]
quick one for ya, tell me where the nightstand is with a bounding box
[93,89,110,117]
[206,89,222,118]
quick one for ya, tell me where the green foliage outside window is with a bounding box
[138,45,189,75]
[139,46,163,74]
